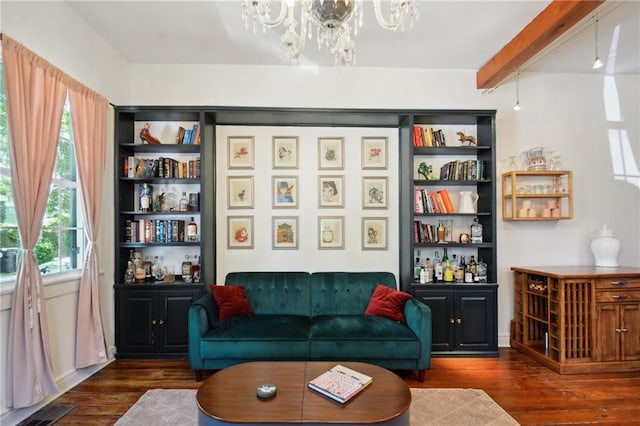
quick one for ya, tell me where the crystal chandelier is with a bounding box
[242,0,419,66]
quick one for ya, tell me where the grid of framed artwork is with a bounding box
[225,134,390,250]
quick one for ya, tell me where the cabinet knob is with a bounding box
[456,318,462,325]
[449,318,455,324]
[616,328,629,333]
[152,320,157,325]
[611,280,627,287]
[159,320,165,325]
[611,295,628,300]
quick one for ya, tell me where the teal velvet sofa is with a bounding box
[188,271,431,381]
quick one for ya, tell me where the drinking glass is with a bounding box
[552,156,564,170]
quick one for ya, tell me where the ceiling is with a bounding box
[65,1,639,79]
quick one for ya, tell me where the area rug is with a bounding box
[116,388,519,426]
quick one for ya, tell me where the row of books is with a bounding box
[413,221,442,243]
[414,187,455,214]
[440,159,487,181]
[124,219,186,243]
[176,124,200,144]
[125,156,201,179]
[413,125,446,147]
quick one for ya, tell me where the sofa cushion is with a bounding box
[309,315,419,359]
[200,315,310,359]
[365,284,412,324]
[310,272,397,316]
[210,285,254,320]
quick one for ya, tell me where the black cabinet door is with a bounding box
[415,290,455,352]
[116,290,155,354]
[455,289,497,352]
[158,292,198,353]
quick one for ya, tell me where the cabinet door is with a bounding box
[621,304,640,361]
[415,290,455,352]
[455,290,497,352]
[117,291,155,353]
[596,305,619,362]
[157,291,198,353]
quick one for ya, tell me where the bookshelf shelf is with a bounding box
[502,171,573,221]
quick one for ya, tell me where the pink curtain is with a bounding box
[68,87,110,368]
[3,35,67,408]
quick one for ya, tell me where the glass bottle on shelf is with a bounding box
[139,183,151,212]
[179,191,189,212]
[470,217,483,243]
[187,217,198,242]
[424,258,433,283]
[477,258,488,283]
[443,260,454,282]
[469,256,478,279]
[181,255,192,283]
[437,221,446,243]
[434,250,443,282]
[414,251,422,281]
[191,255,200,283]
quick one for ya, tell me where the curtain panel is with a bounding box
[2,34,110,408]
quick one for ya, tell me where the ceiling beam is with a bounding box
[476,0,605,89]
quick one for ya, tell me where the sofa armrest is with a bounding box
[404,297,432,370]
[188,294,214,370]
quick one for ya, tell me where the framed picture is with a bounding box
[272,176,298,208]
[318,137,344,170]
[362,176,388,209]
[318,175,344,208]
[272,216,298,249]
[228,136,254,169]
[362,217,388,250]
[318,216,344,249]
[227,216,254,249]
[272,136,299,169]
[227,176,254,209]
[361,136,388,169]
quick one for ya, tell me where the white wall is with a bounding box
[0,1,638,424]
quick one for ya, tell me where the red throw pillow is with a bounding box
[365,284,412,324]
[210,285,254,321]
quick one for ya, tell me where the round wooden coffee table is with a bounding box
[197,361,411,426]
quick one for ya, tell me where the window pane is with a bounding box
[0,62,8,169]
[60,229,81,270]
[43,185,61,225]
[55,136,75,181]
[58,186,75,227]
[36,229,59,272]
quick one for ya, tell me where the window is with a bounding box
[0,54,85,282]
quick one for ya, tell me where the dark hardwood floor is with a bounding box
[46,348,640,425]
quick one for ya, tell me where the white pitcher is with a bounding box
[458,191,479,213]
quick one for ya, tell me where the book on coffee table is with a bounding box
[308,364,373,404]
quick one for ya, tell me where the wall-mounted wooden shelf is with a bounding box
[502,171,573,221]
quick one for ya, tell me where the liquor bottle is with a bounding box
[414,251,422,281]
[140,183,151,212]
[179,191,189,212]
[464,264,473,283]
[187,217,198,242]
[181,255,192,283]
[441,247,449,263]
[124,261,134,284]
[419,266,426,284]
[191,255,201,283]
[470,217,483,243]
[424,258,434,283]
[455,255,465,282]
[469,255,478,278]
[437,221,446,243]
[477,258,488,283]
[434,251,443,282]
[443,260,454,282]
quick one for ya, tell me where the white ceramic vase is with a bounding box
[590,225,621,268]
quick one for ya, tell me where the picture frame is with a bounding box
[362,217,388,250]
[272,216,298,249]
[362,176,388,209]
[227,215,254,249]
[272,136,299,169]
[272,176,298,208]
[318,216,344,249]
[361,136,388,169]
[318,175,344,208]
[228,136,254,169]
[227,176,254,209]
[318,137,344,170]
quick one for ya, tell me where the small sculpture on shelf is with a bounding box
[456,131,476,146]
[417,162,437,180]
[139,122,161,144]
